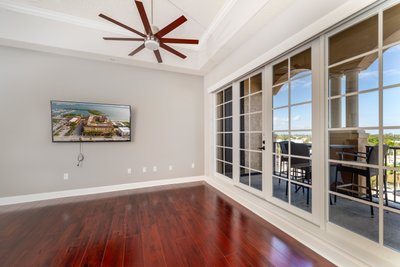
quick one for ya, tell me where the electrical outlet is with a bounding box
[142,167,147,173]
[169,165,173,171]
[191,163,195,169]
[127,168,132,174]
[63,173,69,180]
[153,166,157,172]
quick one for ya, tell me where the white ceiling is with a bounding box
[0,0,371,75]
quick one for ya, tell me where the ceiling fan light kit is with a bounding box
[99,0,199,63]
[144,37,159,51]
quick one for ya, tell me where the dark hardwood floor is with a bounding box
[0,182,335,267]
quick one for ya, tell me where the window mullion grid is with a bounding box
[288,57,292,205]
[378,9,384,246]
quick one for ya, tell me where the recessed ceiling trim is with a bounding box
[196,0,238,50]
[0,1,133,36]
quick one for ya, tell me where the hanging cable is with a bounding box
[77,142,85,167]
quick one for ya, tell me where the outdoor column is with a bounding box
[330,74,343,128]
[345,69,360,127]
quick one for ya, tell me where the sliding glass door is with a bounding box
[270,48,313,213]
[238,73,264,192]
[327,2,400,250]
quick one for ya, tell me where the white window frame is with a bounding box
[324,0,400,254]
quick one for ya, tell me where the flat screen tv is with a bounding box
[51,100,131,142]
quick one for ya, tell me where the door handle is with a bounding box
[258,146,265,151]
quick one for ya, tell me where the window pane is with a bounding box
[273,154,288,178]
[250,92,262,113]
[224,87,232,102]
[383,3,400,46]
[384,210,400,251]
[224,163,233,178]
[328,53,379,95]
[224,133,232,148]
[216,91,223,105]
[240,150,249,168]
[383,129,400,206]
[216,133,223,146]
[273,84,288,108]
[384,168,400,208]
[250,172,262,191]
[273,177,288,202]
[291,184,312,213]
[216,105,223,119]
[273,59,289,85]
[240,96,249,114]
[250,73,262,93]
[216,147,224,160]
[330,195,379,242]
[329,97,345,128]
[290,155,312,184]
[240,133,249,149]
[216,160,224,174]
[332,163,379,199]
[224,102,232,117]
[383,44,400,87]
[359,91,379,127]
[291,131,312,147]
[224,118,232,132]
[329,92,379,128]
[225,148,232,163]
[240,168,250,185]
[216,119,223,132]
[250,113,262,132]
[328,129,379,161]
[273,132,289,154]
[384,87,400,126]
[291,75,312,104]
[291,48,312,78]
[249,133,262,151]
[250,152,262,171]
[291,103,312,130]
[240,79,249,97]
[240,115,249,131]
[273,108,288,131]
[329,15,378,65]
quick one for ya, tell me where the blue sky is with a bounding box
[273,44,400,132]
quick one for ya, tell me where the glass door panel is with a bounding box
[239,73,263,191]
[271,48,313,213]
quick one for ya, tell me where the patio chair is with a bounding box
[334,145,389,217]
[279,141,289,177]
[285,142,312,205]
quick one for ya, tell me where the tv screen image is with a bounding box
[51,100,131,142]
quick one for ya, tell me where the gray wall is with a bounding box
[0,46,204,197]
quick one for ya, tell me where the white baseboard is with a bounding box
[204,176,395,267]
[0,176,205,206]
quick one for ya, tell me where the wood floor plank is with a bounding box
[0,182,334,267]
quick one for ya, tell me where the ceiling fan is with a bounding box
[99,0,199,63]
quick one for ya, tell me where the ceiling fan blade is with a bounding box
[99,13,146,38]
[135,1,152,35]
[161,38,199,44]
[103,37,144,41]
[155,16,187,38]
[128,44,145,56]
[154,50,163,63]
[160,43,186,59]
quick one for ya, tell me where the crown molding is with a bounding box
[196,0,238,50]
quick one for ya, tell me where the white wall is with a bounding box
[0,46,204,197]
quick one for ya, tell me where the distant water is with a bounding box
[51,101,130,121]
